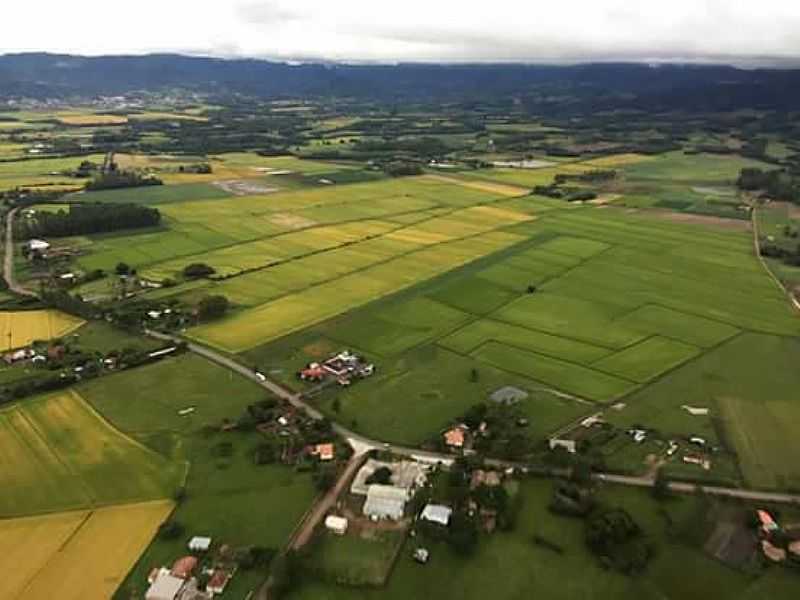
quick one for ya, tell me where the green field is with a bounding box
[0,390,182,517]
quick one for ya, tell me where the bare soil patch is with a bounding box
[212,179,280,195]
[269,213,318,229]
[618,207,751,231]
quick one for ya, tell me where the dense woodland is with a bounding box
[21,203,161,237]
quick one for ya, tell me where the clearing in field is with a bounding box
[0,500,173,600]
[0,390,182,516]
[0,309,84,349]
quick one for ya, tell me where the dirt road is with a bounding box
[3,207,35,296]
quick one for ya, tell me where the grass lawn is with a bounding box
[79,353,268,435]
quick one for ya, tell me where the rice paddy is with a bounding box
[0,390,183,517]
[0,310,85,350]
[0,500,173,600]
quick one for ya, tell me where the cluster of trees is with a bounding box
[85,170,163,191]
[22,203,161,237]
[42,289,100,320]
[383,160,424,177]
[183,263,215,278]
[197,295,229,321]
[454,402,532,460]
[737,168,800,203]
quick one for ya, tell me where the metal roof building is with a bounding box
[363,484,409,520]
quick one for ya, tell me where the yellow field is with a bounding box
[0,310,84,349]
[580,153,655,167]
[191,231,524,351]
[57,113,129,126]
[422,173,528,196]
[0,500,173,600]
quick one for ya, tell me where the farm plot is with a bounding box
[0,391,182,516]
[604,333,800,490]
[191,231,524,351]
[0,309,84,349]
[0,501,173,600]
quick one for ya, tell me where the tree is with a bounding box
[183,263,215,278]
[158,520,185,540]
[469,368,479,383]
[448,512,479,556]
[313,465,336,491]
[197,295,229,321]
[115,262,131,276]
[652,471,671,501]
[366,466,392,485]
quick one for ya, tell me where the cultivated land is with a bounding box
[0,500,174,600]
[0,390,182,516]
[2,95,800,600]
[0,309,84,349]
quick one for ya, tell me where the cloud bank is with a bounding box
[3,0,799,65]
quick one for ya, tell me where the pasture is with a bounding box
[0,309,84,349]
[0,500,173,600]
[0,390,182,516]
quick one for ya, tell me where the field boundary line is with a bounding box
[751,206,800,313]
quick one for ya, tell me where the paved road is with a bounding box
[146,330,800,506]
[3,207,35,297]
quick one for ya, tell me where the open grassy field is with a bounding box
[80,353,268,434]
[0,390,182,516]
[0,153,104,191]
[0,500,173,600]
[0,309,84,350]
[288,479,795,600]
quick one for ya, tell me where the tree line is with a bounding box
[21,203,161,238]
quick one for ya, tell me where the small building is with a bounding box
[757,510,780,533]
[363,484,408,520]
[549,438,577,454]
[762,540,787,562]
[470,469,501,489]
[145,568,185,600]
[324,514,349,535]
[187,536,212,552]
[420,504,453,526]
[25,239,50,252]
[170,556,198,580]
[443,426,466,449]
[312,443,335,461]
[206,569,231,595]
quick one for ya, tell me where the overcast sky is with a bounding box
[3,1,800,65]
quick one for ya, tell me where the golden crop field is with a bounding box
[422,173,528,196]
[57,113,129,126]
[191,230,524,351]
[579,153,655,167]
[0,310,84,350]
[0,500,173,600]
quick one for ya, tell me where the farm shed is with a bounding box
[420,504,453,526]
[363,484,409,520]
[325,514,349,535]
[145,569,185,600]
[187,536,212,552]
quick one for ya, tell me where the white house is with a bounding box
[420,504,452,526]
[25,239,50,252]
[187,536,212,552]
[324,515,349,535]
[145,569,185,600]
[549,438,577,454]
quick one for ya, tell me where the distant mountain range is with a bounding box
[2,53,800,110]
